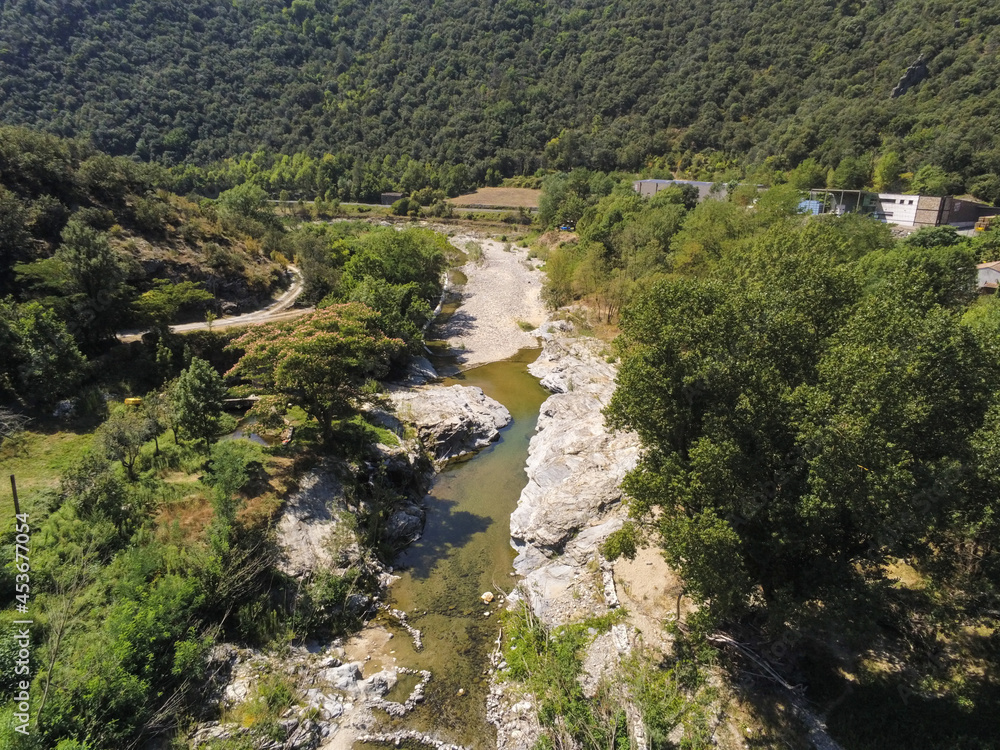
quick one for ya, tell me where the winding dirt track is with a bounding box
[117,265,311,342]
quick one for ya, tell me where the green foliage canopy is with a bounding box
[170,357,229,449]
[226,303,405,443]
[605,213,997,627]
[0,298,86,406]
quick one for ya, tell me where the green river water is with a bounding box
[364,348,548,747]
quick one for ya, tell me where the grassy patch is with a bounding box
[502,602,724,750]
[331,414,399,453]
[516,319,536,332]
[502,604,630,747]
[464,240,485,265]
[219,670,298,741]
[0,426,94,516]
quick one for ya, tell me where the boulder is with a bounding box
[402,355,439,385]
[390,385,511,461]
[359,668,398,697]
[276,465,357,578]
[385,507,425,543]
[319,662,363,691]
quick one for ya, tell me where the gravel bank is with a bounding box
[437,235,546,367]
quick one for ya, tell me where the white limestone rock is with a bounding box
[276,465,356,578]
[509,334,640,626]
[390,385,511,462]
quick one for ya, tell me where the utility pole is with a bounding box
[10,474,20,517]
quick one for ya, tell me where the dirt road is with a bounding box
[118,265,310,342]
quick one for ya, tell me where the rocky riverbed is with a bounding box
[489,321,647,749]
[189,377,514,750]
[510,324,641,627]
[434,234,546,368]
[187,231,558,750]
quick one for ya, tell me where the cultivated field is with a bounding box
[450,187,542,208]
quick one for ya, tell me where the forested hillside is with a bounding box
[0,183,451,748]
[1,0,999,198]
[0,127,294,412]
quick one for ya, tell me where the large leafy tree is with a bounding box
[0,298,86,406]
[0,186,30,295]
[337,227,447,305]
[226,303,405,443]
[53,220,133,349]
[605,226,996,626]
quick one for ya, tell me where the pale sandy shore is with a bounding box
[436,233,546,368]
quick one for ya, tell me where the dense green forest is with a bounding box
[520,176,1000,748]
[1,0,999,199]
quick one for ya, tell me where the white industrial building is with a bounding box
[977,261,1000,292]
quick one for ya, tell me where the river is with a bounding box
[360,348,548,747]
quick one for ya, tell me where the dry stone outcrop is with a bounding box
[277,464,356,578]
[390,384,511,462]
[508,331,641,626]
[491,324,644,749]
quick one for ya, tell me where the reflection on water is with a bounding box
[373,349,547,746]
[225,417,271,446]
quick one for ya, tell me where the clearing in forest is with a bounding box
[450,187,541,209]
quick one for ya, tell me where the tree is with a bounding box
[391,196,417,216]
[95,404,155,480]
[0,298,86,406]
[59,452,137,536]
[338,228,446,305]
[207,439,265,503]
[0,186,30,295]
[788,158,826,190]
[205,438,266,533]
[829,156,869,189]
[133,279,214,333]
[54,220,133,349]
[872,151,903,192]
[170,357,228,449]
[340,278,433,353]
[857,243,976,309]
[227,304,405,443]
[140,390,174,452]
[910,164,961,196]
[899,225,965,249]
[538,169,603,229]
[968,173,1000,206]
[605,241,996,626]
[216,182,279,230]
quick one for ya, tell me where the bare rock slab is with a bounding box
[277,465,355,578]
[511,335,640,572]
[390,385,511,462]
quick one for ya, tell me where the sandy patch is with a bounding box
[344,624,398,675]
[438,235,546,367]
[450,187,541,208]
[613,546,694,656]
